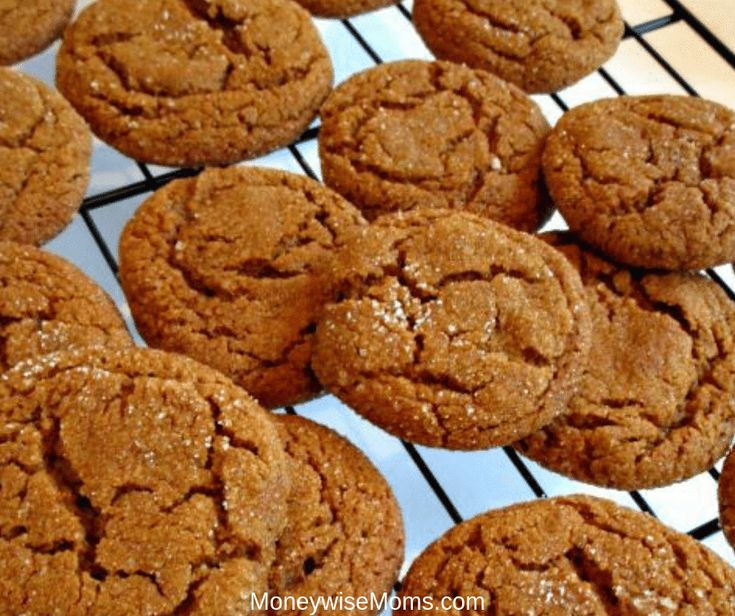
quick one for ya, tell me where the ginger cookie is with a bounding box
[0,0,75,65]
[516,233,735,490]
[397,495,735,615]
[0,347,290,615]
[312,209,591,450]
[412,0,623,94]
[544,95,735,270]
[319,60,552,231]
[269,415,404,615]
[56,0,333,167]
[295,0,393,18]
[0,68,91,245]
[119,166,366,409]
[0,241,131,371]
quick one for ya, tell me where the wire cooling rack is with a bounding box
[15,0,735,595]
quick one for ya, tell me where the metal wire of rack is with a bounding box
[16,0,735,587]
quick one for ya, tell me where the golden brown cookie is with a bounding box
[319,60,551,230]
[269,415,404,615]
[516,233,735,490]
[0,0,75,65]
[412,0,623,94]
[0,347,291,615]
[312,209,591,450]
[720,447,735,551]
[544,95,735,270]
[294,0,393,18]
[56,0,333,167]
[0,68,91,245]
[119,166,366,409]
[397,495,735,615]
[0,241,131,370]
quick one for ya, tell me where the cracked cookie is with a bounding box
[55,0,333,167]
[0,68,91,245]
[312,209,591,450]
[516,233,735,490]
[0,241,132,371]
[412,0,623,94]
[396,495,735,615]
[119,166,367,409]
[0,347,291,615]
[0,0,75,65]
[720,447,735,552]
[269,415,404,615]
[544,95,735,270]
[294,0,393,18]
[319,60,552,231]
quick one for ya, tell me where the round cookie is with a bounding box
[0,68,91,245]
[544,95,735,270]
[269,415,404,615]
[319,60,552,230]
[397,495,735,615]
[0,241,132,371]
[0,0,75,66]
[295,0,393,18]
[0,347,290,615]
[56,0,333,167]
[119,166,367,409]
[412,0,623,94]
[516,233,735,490]
[312,209,592,450]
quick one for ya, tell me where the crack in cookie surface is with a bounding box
[0,242,131,371]
[268,416,404,615]
[543,96,735,269]
[0,70,90,245]
[312,209,591,449]
[396,496,735,615]
[412,0,623,93]
[319,60,550,231]
[0,348,289,615]
[516,233,735,489]
[56,0,333,166]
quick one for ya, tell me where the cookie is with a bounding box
[312,209,591,450]
[0,0,75,65]
[0,68,91,245]
[412,0,623,94]
[0,241,132,371]
[544,95,735,270]
[397,495,735,615]
[119,166,366,409]
[516,233,735,490]
[319,60,552,231]
[295,0,393,18]
[56,0,333,167]
[269,415,404,615]
[0,347,290,615]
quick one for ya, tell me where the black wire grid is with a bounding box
[42,0,735,568]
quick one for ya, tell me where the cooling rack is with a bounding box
[15,0,735,600]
